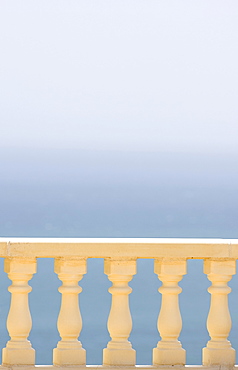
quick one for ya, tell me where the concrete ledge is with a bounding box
[0,238,238,259]
[0,365,232,370]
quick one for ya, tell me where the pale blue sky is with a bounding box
[0,0,238,153]
[0,1,238,238]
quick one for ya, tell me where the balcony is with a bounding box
[0,237,237,370]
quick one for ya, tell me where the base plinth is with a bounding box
[53,347,86,365]
[103,348,136,366]
[153,347,186,365]
[203,347,235,366]
[2,347,35,365]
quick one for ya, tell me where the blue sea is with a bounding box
[0,148,238,365]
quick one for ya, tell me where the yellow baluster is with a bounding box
[53,258,86,365]
[103,259,136,366]
[203,260,236,366]
[2,258,36,365]
[153,259,186,365]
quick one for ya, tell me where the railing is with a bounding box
[0,237,238,370]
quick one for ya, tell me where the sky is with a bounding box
[0,0,238,153]
[0,1,238,238]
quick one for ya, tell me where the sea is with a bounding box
[0,147,238,365]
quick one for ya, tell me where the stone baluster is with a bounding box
[203,260,236,366]
[103,259,136,366]
[53,258,86,366]
[2,258,36,365]
[153,259,186,365]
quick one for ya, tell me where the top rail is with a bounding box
[0,237,238,258]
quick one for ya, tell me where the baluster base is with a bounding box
[2,342,35,365]
[203,346,235,366]
[53,341,86,366]
[153,346,186,365]
[103,348,136,366]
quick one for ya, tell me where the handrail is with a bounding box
[0,237,237,369]
[0,237,238,258]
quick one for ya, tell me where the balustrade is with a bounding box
[0,237,237,369]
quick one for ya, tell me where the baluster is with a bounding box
[2,258,36,365]
[103,259,136,366]
[53,258,86,365]
[153,259,186,365]
[203,260,236,366]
